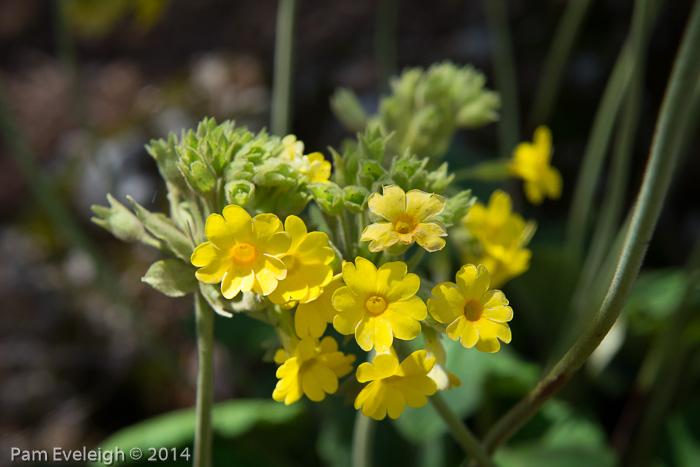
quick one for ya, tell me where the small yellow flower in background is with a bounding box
[468,245,531,289]
[428,264,513,353]
[462,190,535,287]
[268,215,335,305]
[190,205,291,298]
[424,334,461,391]
[361,185,447,252]
[354,349,437,420]
[332,257,427,352]
[295,275,343,338]
[281,135,304,161]
[509,125,562,204]
[302,152,332,184]
[273,336,356,405]
[279,135,332,184]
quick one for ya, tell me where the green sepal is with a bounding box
[142,259,198,297]
[225,180,255,206]
[434,189,475,227]
[177,159,217,195]
[91,194,159,247]
[343,185,369,213]
[128,196,194,261]
[330,88,368,133]
[309,183,344,215]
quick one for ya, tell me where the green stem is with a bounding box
[194,292,215,467]
[483,0,700,452]
[552,0,655,358]
[375,0,398,92]
[272,0,298,136]
[351,411,375,467]
[483,0,520,158]
[565,0,662,259]
[429,393,496,467]
[453,160,511,183]
[406,247,426,271]
[528,0,594,127]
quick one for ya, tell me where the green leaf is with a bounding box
[142,259,197,297]
[91,194,157,246]
[92,399,304,466]
[494,400,617,467]
[128,196,193,261]
[309,183,344,215]
[668,414,700,467]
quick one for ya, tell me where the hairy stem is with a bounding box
[194,293,215,467]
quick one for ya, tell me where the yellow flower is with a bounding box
[295,275,343,338]
[462,190,535,288]
[361,185,447,252]
[190,205,291,298]
[272,336,356,405]
[467,245,531,289]
[268,215,335,305]
[424,335,461,391]
[509,125,562,204]
[428,264,513,353]
[281,135,304,161]
[303,152,332,184]
[354,349,437,420]
[279,135,331,184]
[332,257,427,352]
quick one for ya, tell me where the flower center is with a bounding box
[230,243,258,265]
[365,295,387,315]
[463,299,483,322]
[393,215,417,235]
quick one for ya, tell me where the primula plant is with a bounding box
[90,0,700,456]
[93,61,540,464]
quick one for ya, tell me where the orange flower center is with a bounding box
[365,295,387,315]
[463,299,483,322]
[393,215,417,235]
[230,243,258,265]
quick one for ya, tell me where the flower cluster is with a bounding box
[92,62,561,424]
[461,190,536,287]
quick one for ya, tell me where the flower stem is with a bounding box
[483,0,700,452]
[528,0,594,127]
[272,0,298,135]
[429,393,496,467]
[351,411,375,467]
[194,292,215,467]
[483,0,520,158]
[565,0,662,259]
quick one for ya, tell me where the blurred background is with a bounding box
[1,0,699,465]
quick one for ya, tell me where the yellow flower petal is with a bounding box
[427,284,463,324]
[405,190,445,222]
[194,259,228,284]
[361,222,399,252]
[367,185,406,221]
[455,264,490,302]
[383,308,422,340]
[191,242,219,267]
[386,296,427,320]
[413,222,447,252]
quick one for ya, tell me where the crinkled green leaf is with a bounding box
[142,259,197,297]
[309,183,344,215]
[128,196,193,261]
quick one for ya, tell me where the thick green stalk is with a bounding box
[483,0,520,158]
[565,0,662,259]
[351,412,375,467]
[272,0,298,135]
[528,0,594,127]
[375,0,398,92]
[194,292,215,467]
[430,393,496,467]
[553,0,654,357]
[482,0,700,452]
